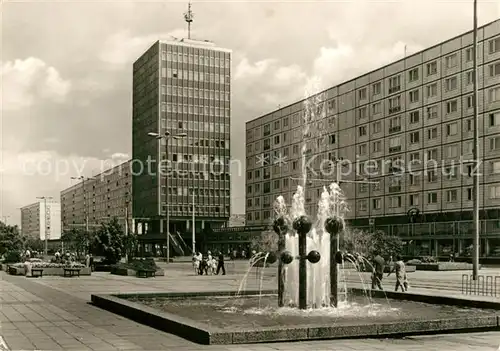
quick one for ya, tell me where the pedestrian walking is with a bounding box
[192,253,200,274]
[371,251,385,290]
[216,251,226,275]
[388,255,407,292]
[207,251,216,275]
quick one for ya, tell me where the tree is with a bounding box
[342,228,373,257]
[371,230,403,259]
[250,230,278,253]
[342,228,402,259]
[23,237,44,252]
[0,221,23,255]
[0,221,24,262]
[93,217,125,264]
[61,228,93,257]
[125,232,138,262]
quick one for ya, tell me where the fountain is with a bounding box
[272,184,345,310]
[91,181,500,345]
[91,82,500,345]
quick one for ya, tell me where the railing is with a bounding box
[215,220,500,245]
[168,232,185,256]
[461,274,500,297]
[388,186,402,193]
[356,219,500,238]
[388,86,401,94]
[389,146,401,153]
[175,232,191,254]
[388,106,401,114]
[212,225,270,233]
[388,126,401,134]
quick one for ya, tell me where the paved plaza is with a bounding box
[1,263,500,350]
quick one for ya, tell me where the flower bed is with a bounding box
[7,262,91,276]
[110,266,165,276]
[11,262,86,269]
[110,259,164,277]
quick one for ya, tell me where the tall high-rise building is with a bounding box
[132,38,231,249]
[20,200,61,241]
[245,20,500,257]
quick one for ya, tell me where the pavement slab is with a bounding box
[1,264,500,350]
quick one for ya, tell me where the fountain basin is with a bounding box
[91,289,500,345]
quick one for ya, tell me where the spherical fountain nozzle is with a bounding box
[324,216,344,236]
[292,215,312,236]
[273,217,288,234]
[307,250,321,264]
[280,251,294,264]
[266,252,278,265]
[334,251,344,264]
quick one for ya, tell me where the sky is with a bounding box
[1,0,499,227]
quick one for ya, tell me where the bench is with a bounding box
[63,268,81,277]
[136,269,156,278]
[31,268,43,278]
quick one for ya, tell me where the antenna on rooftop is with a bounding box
[184,2,194,39]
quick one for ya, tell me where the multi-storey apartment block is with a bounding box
[20,200,61,241]
[246,20,500,259]
[60,160,132,231]
[132,38,231,253]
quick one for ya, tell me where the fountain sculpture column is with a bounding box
[273,217,288,307]
[296,218,309,309]
[292,215,321,309]
[325,216,344,308]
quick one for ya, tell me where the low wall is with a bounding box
[7,266,91,276]
[0,263,20,271]
[252,261,274,268]
[110,267,165,277]
[94,264,112,272]
[91,289,500,345]
[8,266,24,275]
[414,263,480,271]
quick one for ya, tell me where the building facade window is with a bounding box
[427,61,437,75]
[408,68,419,82]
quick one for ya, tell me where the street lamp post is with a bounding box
[148,131,187,263]
[471,0,480,280]
[125,194,130,263]
[36,196,53,256]
[192,192,196,254]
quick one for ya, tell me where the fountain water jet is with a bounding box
[270,182,347,310]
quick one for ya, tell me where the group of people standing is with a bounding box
[192,251,226,275]
[371,252,409,292]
